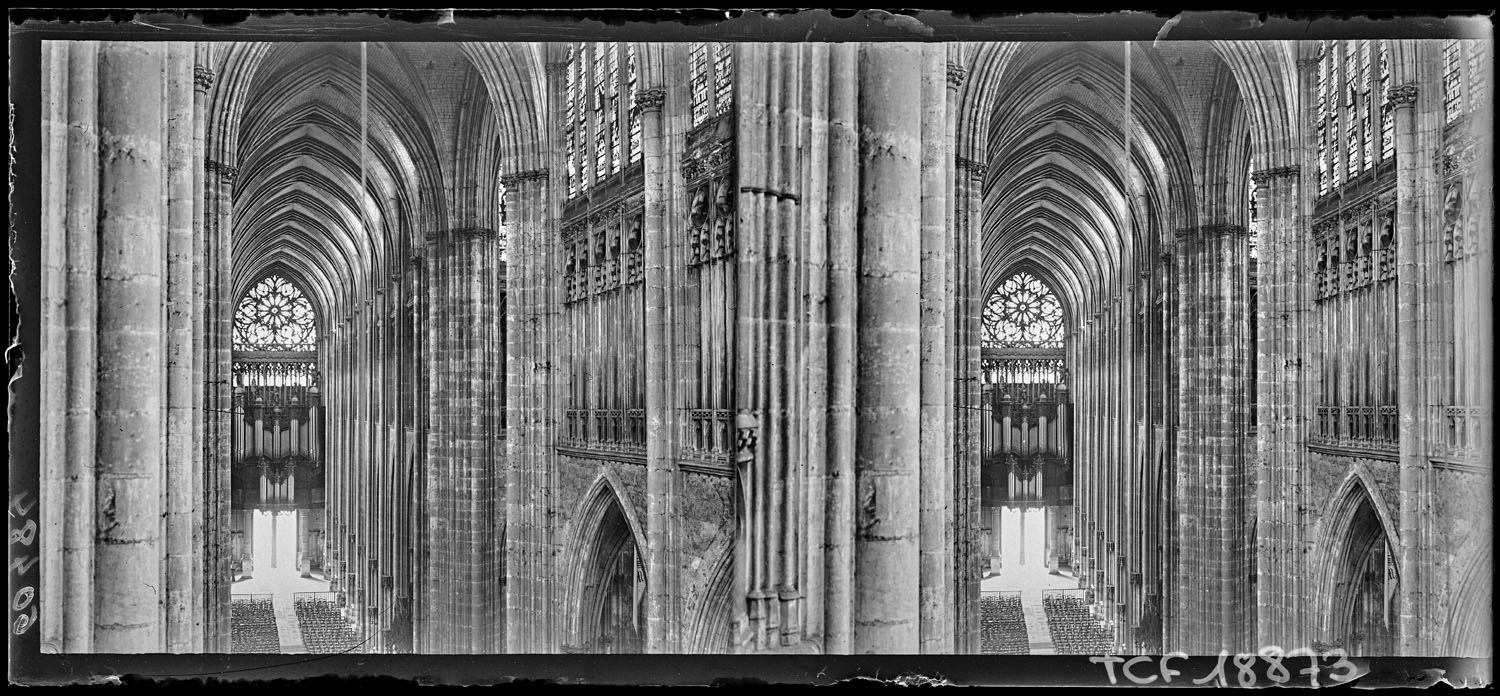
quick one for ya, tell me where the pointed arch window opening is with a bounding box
[233,274,320,390]
[564,42,642,201]
[984,271,1067,351]
[1316,40,1397,197]
[1442,40,1488,126]
[234,274,320,353]
[983,271,1067,386]
[690,42,735,128]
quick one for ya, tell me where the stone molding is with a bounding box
[955,156,988,179]
[206,158,239,181]
[1250,165,1301,188]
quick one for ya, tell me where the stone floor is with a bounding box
[231,566,332,654]
[980,563,1080,655]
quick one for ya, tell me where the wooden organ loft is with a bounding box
[979,272,1074,576]
[228,275,326,578]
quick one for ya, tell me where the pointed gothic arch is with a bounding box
[559,472,649,653]
[1316,469,1402,655]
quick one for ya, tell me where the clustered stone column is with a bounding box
[1171,222,1253,654]
[1252,47,1321,654]
[1250,159,1308,652]
[503,164,558,654]
[727,42,960,656]
[423,226,504,654]
[39,40,214,654]
[947,60,984,657]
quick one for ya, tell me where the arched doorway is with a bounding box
[577,496,646,653]
[1325,482,1399,656]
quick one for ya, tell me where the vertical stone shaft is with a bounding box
[821,41,859,655]
[641,79,673,653]
[852,42,922,655]
[917,43,952,655]
[163,41,197,653]
[732,44,764,650]
[955,150,986,654]
[800,41,831,649]
[1390,79,1425,656]
[775,43,803,647]
[62,40,100,654]
[41,41,69,654]
[94,40,166,654]
[189,47,210,653]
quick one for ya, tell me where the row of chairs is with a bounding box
[979,594,1030,654]
[1042,594,1111,655]
[230,597,281,653]
[293,596,363,654]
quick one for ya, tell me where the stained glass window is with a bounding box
[1444,40,1463,124]
[1316,40,1395,196]
[983,272,1065,349]
[1467,42,1487,119]
[565,44,579,197]
[234,275,317,352]
[689,42,735,127]
[564,42,640,200]
[627,44,641,164]
[1379,42,1394,161]
[1248,163,1260,259]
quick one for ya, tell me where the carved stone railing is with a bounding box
[559,407,647,454]
[1311,404,1399,453]
[1430,405,1490,462]
[684,408,734,459]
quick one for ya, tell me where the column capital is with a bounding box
[946,62,968,89]
[1294,57,1320,73]
[206,158,239,182]
[635,87,666,113]
[194,65,216,93]
[1389,84,1419,108]
[955,155,988,180]
[545,60,571,78]
[735,412,760,465]
[1250,165,1301,189]
[500,168,549,188]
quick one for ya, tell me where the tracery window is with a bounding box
[1442,40,1489,126]
[689,42,735,127]
[564,42,641,199]
[983,272,1065,350]
[1444,40,1464,123]
[234,274,317,352]
[1316,40,1395,196]
[1248,163,1260,259]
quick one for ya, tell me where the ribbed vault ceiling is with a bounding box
[229,42,525,326]
[979,41,1249,328]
